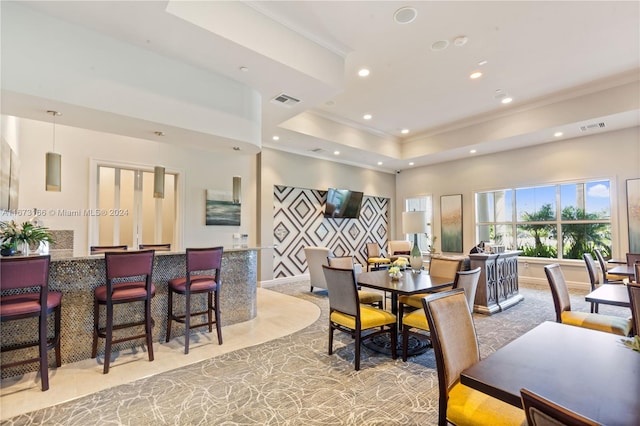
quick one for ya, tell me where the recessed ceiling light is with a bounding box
[358,68,370,77]
[478,60,488,66]
[470,71,483,79]
[401,129,410,134]
[501,97,513,104]
[363,114,372,120]
[377,161,383,166]
[272,135,279,141]
[394,6,417,24]
[470,149,477,154]
[453,35,468,47]
[239,66,249,72]
[409,162,415,166]
[154,131,165,136]
[431,40,449,51]
[325,100,336,106]
[334,150,340,155]
[233,146,240,151]
[554,132,563,137]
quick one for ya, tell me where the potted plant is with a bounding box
[0,220,54,256]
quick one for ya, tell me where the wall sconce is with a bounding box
[153,166,165,199]
[232,176,241,204]
[45,110,62,192]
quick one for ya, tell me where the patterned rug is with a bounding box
[1,282,630,426]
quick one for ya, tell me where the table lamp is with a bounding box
[402,211,427,272]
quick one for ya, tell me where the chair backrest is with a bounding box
[327,256,355,270]
[322,265,360,317]
[626,253,640,267]
[388,240,411,256]
[635,262,640,284]
[628,282,640,336]
[544,263,572,322]
[423,289,480,420]
[521,388,600,426]
[452,267,481,314]
[186,247,223,277]
[582,253,601,291]
[429,257,463,280]
[105,250,155,280]
[139,243,171,251]
[91,245,128,254]
[304,246,333,289]
[366,242,382,258]
[0,255,51,291]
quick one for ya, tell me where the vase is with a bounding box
[410,233,423,272]
[19,241,29,256]
[1,246,16,256]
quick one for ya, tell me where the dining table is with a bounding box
[356,269,455,355]
[585,284,630,308]
[460,321,640,425]
[608,264,636,281]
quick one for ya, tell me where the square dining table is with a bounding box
[585,284,630,308]
[461,321,640,425]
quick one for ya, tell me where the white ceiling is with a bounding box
[5,1,640,173]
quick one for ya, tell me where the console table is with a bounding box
[469,251,523,315]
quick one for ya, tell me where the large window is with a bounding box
[405,196,433,253]
[475,180,613,259]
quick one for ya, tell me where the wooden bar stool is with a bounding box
[0,255,62,391]
[91,250,155,374]
[166,246,223,354]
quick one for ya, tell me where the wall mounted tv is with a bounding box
[324,188,364,219]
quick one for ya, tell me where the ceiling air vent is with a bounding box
[579,122,606,132]
[271,93,300,107]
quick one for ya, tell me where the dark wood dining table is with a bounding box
[608,264,636,278]
[585,284,630,308]
[461,321,640,425]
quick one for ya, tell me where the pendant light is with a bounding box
[153,131,165,199]
[45,110,62,192]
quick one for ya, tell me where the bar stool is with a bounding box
[0,255,62,391]
[91,250,155,374]
[166,246,223,354]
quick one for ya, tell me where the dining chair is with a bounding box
[326,256,383,308]
[139,243,171,251]
[322,265,397,370]
[92,250,155,374]
[583,253,611,313]
[397,257,462,321]
[520,388,600,426]
[365,242,390,272]
[593,248,626,283]
[401,267,480,361]
[423,289,525,426]
[0,255,62,391]
[626,253,640,267]
[166,246,223,354]
[303,246,333,292]
[628,281,640,336]
[90,245,128,254]
[544,263,631,336]
[388,240,412,262]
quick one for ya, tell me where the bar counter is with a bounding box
[1,248,258,379]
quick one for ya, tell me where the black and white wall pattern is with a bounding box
[273,185,389,278]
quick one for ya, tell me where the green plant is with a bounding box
[0,220,54,248]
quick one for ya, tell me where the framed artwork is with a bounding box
[205,189,240,226]
[627,178,640,253]
[441,194,463,253]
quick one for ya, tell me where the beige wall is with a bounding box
[396,126,640,288]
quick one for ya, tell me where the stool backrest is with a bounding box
[91,245,128,254]
[0,255,50,290]
[186,247,224,278]
[139,243,171,251]
[105,250,154,280]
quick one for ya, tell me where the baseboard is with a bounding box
[260,274,309,288]
[519,276,590,291]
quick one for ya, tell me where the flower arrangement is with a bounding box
[388,266,402,279]
[392,257,408,269]
[0,220,54,255]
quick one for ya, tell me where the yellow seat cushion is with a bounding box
[448,382,526,426]
[368,257,390,264]
[398,293,427,309]
[561,311,632,336]
[358,290,383,305]
[402,309,429,331]
[330,306,396,330]
[606,273,627,281]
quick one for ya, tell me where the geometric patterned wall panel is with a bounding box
[273,185,389,278]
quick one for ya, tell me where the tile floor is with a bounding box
[0,287,321,420]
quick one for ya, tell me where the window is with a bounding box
[405,196,433,253]
[475,180,613,259]
[94,165,176,250]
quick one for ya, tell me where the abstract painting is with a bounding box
[627,179,640,253]
[206,189,240,226]
[441,194,463,253]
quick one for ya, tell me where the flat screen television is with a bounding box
[324,188,363,219]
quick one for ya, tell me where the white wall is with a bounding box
[14,117,256,256]
[396,126,640,288]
